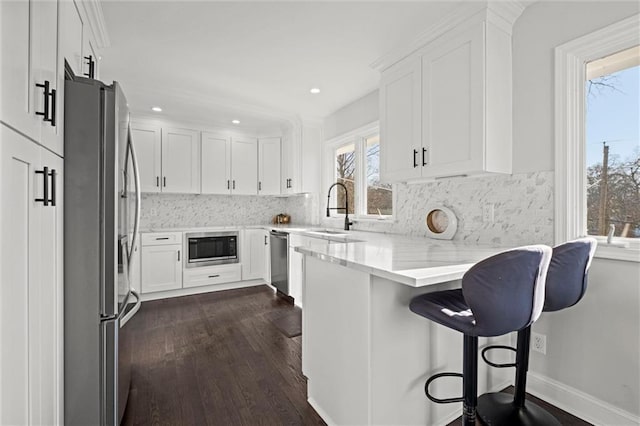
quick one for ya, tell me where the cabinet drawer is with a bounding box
[141,232,182,246]
[183,264,242,288]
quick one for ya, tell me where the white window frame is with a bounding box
[323,121,395,221]
[554,13,640,262]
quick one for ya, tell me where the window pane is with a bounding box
[585,48,640,238]
[335,143,355,215]
[365,135,393,215]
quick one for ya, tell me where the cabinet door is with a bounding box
[380,56,422,183]
[231,138,258,195]
[258,137,281,195]
[35,0,62,155]
[131,123,162,193]
[0,125,41,425]
[141,245,183,293]
[289,247,303,307]
[38,148,63,425]
[263,230,271,284]
[0,0,40,141]
[421,23,484,177]
[58,0,84,77]
[242,230,267,280]
[281,130,299,194]
[161,128,200,194]
[201,133,231,194]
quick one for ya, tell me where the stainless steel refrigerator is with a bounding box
[64,75,141,425]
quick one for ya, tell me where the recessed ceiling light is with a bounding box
[151,106,162,112]
[232,119,240,124]
[310,88,321,94]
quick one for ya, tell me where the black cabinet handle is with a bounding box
[35,167,49,206]
[233,180,236,190]
[163,177,166,187]
[49,169,57,206]
[156,237,169,240]
[227,180,230,190]
[35,81,50,122]
[84,55,95,78]
[259,181,262,191]
[49,89,56,127]
[422,147,427,166]
[413,149,418,168]
[208,275,220,278]
[156,176,160,187]
[177,250,180,261]
[264,235,267,245]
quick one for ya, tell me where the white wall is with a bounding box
[321,1,640,422]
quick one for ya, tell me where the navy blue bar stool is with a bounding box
[476,237,597,426]
[409,245,552,426]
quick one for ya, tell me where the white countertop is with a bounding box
[295,234,510,287]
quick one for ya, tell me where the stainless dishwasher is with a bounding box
[270,231,289,297]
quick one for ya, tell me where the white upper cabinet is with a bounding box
[0,0,62,154]
[380,57,422,182]
[258,137,281,195]
[201,133,231,194]
[281,123,322,195]
[379,13,513,182]
[161,128,201,193]
[231,138,258,195]
[58,0,84,78]
[131,123,162,193]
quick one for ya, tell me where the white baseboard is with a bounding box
[139,279,268,302]
[527,372,640,426]
[307,397,338,426]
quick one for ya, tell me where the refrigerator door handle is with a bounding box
[120,290,141,326]
[128,123,141,264]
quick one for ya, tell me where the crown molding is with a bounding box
[77,0,111,48]
[370,0,527,72]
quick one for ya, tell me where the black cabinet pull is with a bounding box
[177,250,180,261]
[35,81,50,122]
[49,169,57,206]
[413,149,418,168]
[259,181,262,191]
[156,237,169,240]
[227,180,230,190]
[48,89,56,126]
[156,176,160,187]
[163,177,166,187]
[422,147,427,166]
[84,55,95,78]
[233,180,236,190]
[264,235,267,245]
[35,167,49,206]
[208,274,220,278]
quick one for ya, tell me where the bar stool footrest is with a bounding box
[481,345,517,368]
[477,392,562,426]
[425,372,464,404]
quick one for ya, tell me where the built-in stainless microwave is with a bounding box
[185,231,239,268]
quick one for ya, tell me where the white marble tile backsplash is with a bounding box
[321,171,554,246]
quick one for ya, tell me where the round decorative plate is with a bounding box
[425,205,457,240]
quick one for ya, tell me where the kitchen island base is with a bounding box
[302,256,514,425]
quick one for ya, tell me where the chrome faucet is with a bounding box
[326,182,353,231]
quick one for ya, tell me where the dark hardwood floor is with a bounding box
[122,284,590,426]
[121,285,325,426]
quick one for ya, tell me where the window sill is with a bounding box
[593,240,640,263]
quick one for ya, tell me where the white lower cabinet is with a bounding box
[288,235,331,308]
[141,233,183,293]
[0,124,63,425]
[242,229,270,281]
[183,264,242,289]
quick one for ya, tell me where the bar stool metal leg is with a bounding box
[463,335,478,426]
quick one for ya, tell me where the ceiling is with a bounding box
[99,1,461,131]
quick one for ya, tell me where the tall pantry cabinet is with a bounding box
[0,0,99,423]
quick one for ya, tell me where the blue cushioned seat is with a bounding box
[476,237,597,426]
[409,245,552,426]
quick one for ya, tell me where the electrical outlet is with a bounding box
[532,332,546,354]
[482,203,494,223]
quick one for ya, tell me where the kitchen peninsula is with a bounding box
[297,236,517,426]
